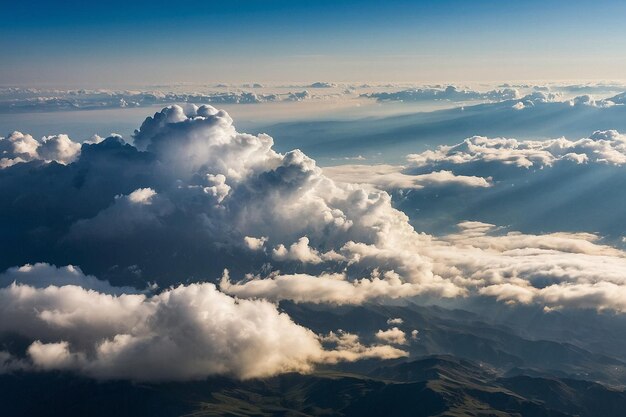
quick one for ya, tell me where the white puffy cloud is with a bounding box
[222,219,626,313]
[244,236,268,251]
[272,237,325,264]
[38,134,82,164]
[0,132,81,168]
[127,187,157,204]
[517,91,563,104]
[421,222,626,312]
[27,341,82,371]
[0,266,406,381]
[407,131,626,168]
[0,131,39,167]
[319,330,408,362]
[375,327,407,345]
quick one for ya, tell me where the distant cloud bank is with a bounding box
[2,82,624,113]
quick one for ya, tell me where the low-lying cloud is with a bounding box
[323,164,491,190]
[407,130,626,168]
[0,265,406,381]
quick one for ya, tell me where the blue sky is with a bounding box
[2,0,626,86]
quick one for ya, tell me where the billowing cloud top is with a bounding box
[0,131,82,168]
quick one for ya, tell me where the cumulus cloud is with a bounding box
[38,134,82,164]
[422,222,626,312]
[319,330,408,362]
[509,90,622,110]
[567,94,616,108]
[28,104,438,288]
[272,237,326,264]
[244,236,268,251]
[0,131,80,168]
[221,219,626,313]
[0,266,406,381]
[375,327,407,345]
[407,131,626,168]
[0,131,39,168]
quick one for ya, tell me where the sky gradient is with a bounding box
[2,0,626,86]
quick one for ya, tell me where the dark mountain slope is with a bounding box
[4,356,625,417]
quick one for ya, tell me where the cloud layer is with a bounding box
[323,164,491,190]
[0,264,406,381]
[408,130,626,168]
[3,103,626,386]
[364,85,520,103]
[0,88,325,113]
